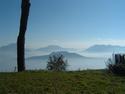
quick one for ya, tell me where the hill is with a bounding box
[0,70,125,94]
[84,44,125,53]
[0,43,16,52]
[27,51,86,60]
[37,45,76,52]
[0,43,30,53]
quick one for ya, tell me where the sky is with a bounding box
[0,0,125,49]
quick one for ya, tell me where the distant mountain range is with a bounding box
[27,51,86,60]
[0,43,76,53]
[0,43,31,58]
[0,43,84,62]
[1,43,125,55]
[85,45,125,53]
[0,43,30,52]
[0,43,114,71]
[0,43,16,52]
[1,43,125,54]
[37,45,76,52]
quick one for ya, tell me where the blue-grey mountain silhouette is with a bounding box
[85,45,125,53]
[27,51,86,60]
[37,45,76,52]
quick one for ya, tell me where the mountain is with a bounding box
[27,51,86,60]
[37,45,76,52]
[84,45,125,53]
[50,51,85,58]
[0,43,30,52]
[0,43,17,58]
[0,43,31,58]
[0,44,76,55]
[0,43,16,52]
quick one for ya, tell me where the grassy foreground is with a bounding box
[0,70,125,94]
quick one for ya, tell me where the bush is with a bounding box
[46,54,68,71]
[106,54,125,76]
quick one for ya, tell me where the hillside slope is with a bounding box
[0,70,125,94]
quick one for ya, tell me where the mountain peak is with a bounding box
[46,45,63,49]
[37,45,76,52]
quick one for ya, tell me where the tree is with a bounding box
[106,54,125,75]
[47,55,68,71]
[17,0,31,72]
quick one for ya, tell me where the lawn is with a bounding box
[0,70,125,94]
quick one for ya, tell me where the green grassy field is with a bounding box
[0,70,125,94]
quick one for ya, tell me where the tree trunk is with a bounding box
[17,0,30,72]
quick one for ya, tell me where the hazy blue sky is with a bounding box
[0,0,125,49]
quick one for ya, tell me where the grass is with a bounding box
[0,70,125,94]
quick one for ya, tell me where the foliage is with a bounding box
[106,55,125,76]
[47,55,67,71]
[0,71,125,94]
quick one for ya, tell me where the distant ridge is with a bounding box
[0,43,30,52]
[84,44,125,53]
[27,51,86,60]
[37,45,76,52]
[0,43,16,52]
[0,44,76,53]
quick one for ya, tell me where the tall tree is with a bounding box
[17,0,30,72]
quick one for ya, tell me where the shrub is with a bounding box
[46,54,68,71]
[106,54,125,75]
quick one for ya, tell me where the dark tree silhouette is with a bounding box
[107,54,125,75]
[47,55,68,71]
[17,0,30,72]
